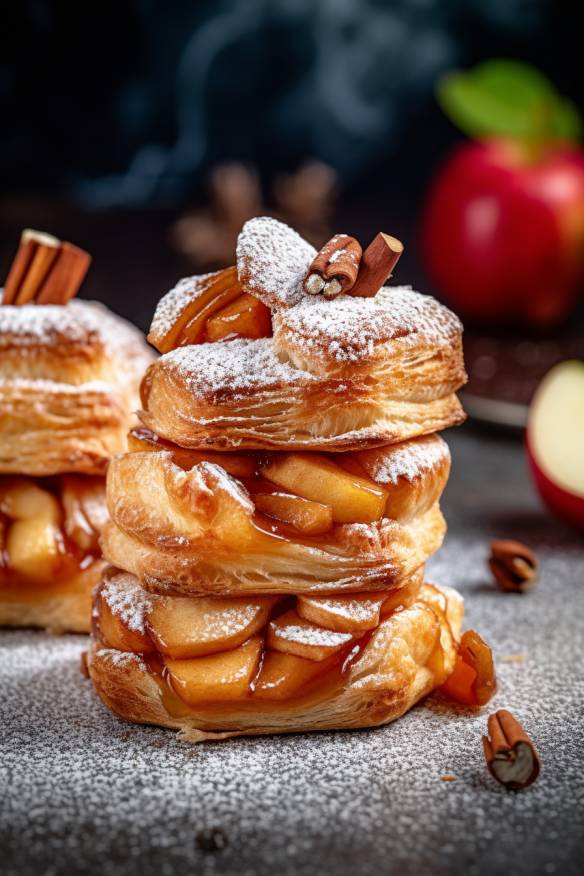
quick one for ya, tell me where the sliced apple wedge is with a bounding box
[267,609,355,661]
[127,428,256,479]
[260,453,387,523]
[6,516,60,582]
[0,478,60,523]
[254,650,340,701]
[1,479,62,582]
[254,492,333,535]
[147,595,276,659]
[527,360,584,532]
[61,475,106,552]
[297,593,388,633]
[97,596,154,654]
[205,293,272,342]
[147,266,242,353]
[165,636,262,705]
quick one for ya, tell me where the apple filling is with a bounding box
[148,267,273,353]
[0,475,106,597]
[93,572,425,706]
[128,428,442,535]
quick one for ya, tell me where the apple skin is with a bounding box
[421,140,584,327]
[526,433,584,533]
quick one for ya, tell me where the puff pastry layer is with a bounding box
[139,287,466,452]
[0,300,154,475]
[0,559,105,633]
[103,435,450,596]
[87,579,463,741]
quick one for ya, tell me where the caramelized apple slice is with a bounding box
[97,594,154,654]
[205,293,272,342]
[61,475,106,552]
[6,517,60,582]
[127,428,256,479]
[165,636,262,705]
[260,453,387,523]
[254,650,339,701]
[439,655,478,706]
[147,266,242,353]
[0,478,60,523]
[267,609,356,661]
[147,595,276,658]
[297,593,388,633]
[379,580,421,617]
[440,630,496,706]
[0,479,62,582]
[254,492,333,535]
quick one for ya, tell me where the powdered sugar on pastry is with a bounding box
[275,286,463,364]
[356,436,451,486]
[237,217,316,309]
[162,338,318,399]
[0,299,146,358]
[102,573,152,634]
[149,272,220,344]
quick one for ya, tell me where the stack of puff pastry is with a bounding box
[88,217,469,741]
[0,231,153,632]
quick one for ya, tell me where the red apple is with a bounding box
[422,140,584,327]
[526,360,584,531]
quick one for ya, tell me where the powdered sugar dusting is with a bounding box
[0,299,146,358]
[237,217,316,308]
[162,338,317,399]
[275,286,462,363]
[95,647,147,669]
[1,431,581,876]
[148,271,219,344]
[357,435,451,486]
[270,617,353,648]
[102,573,152,633]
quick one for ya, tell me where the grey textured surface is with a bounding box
[1,426,584,876]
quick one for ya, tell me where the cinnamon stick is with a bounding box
[3,230,60,304]
[36,242,92,304]
[304,234,362,298]
[349,232,403,298]
[2,229,91,306]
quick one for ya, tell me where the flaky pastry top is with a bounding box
[0,299,154,475]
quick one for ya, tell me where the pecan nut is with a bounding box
[489,540,538,593]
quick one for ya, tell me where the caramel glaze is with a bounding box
[0,476,102,600]
[92,586,447,715]
[128,427,394,547]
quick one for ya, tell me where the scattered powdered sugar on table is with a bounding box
[1,431,583,876]
[275,286,462,363]
[237,216,316,308]
[163,338,317,399]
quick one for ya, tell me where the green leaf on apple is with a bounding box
[438,59,583,146]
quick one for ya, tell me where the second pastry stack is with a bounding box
[88,217,479,741]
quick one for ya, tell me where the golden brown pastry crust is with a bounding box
[102,443,448,596]
[86,582,463,741]
[0,558,105,633]
[139,286,465,452]
[0,300,154,475]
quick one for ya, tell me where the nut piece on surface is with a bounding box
[489,540,538,593]
[483,709,540,790]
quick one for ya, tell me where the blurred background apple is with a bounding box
[422,61,584,329]
[1,1,583,528]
